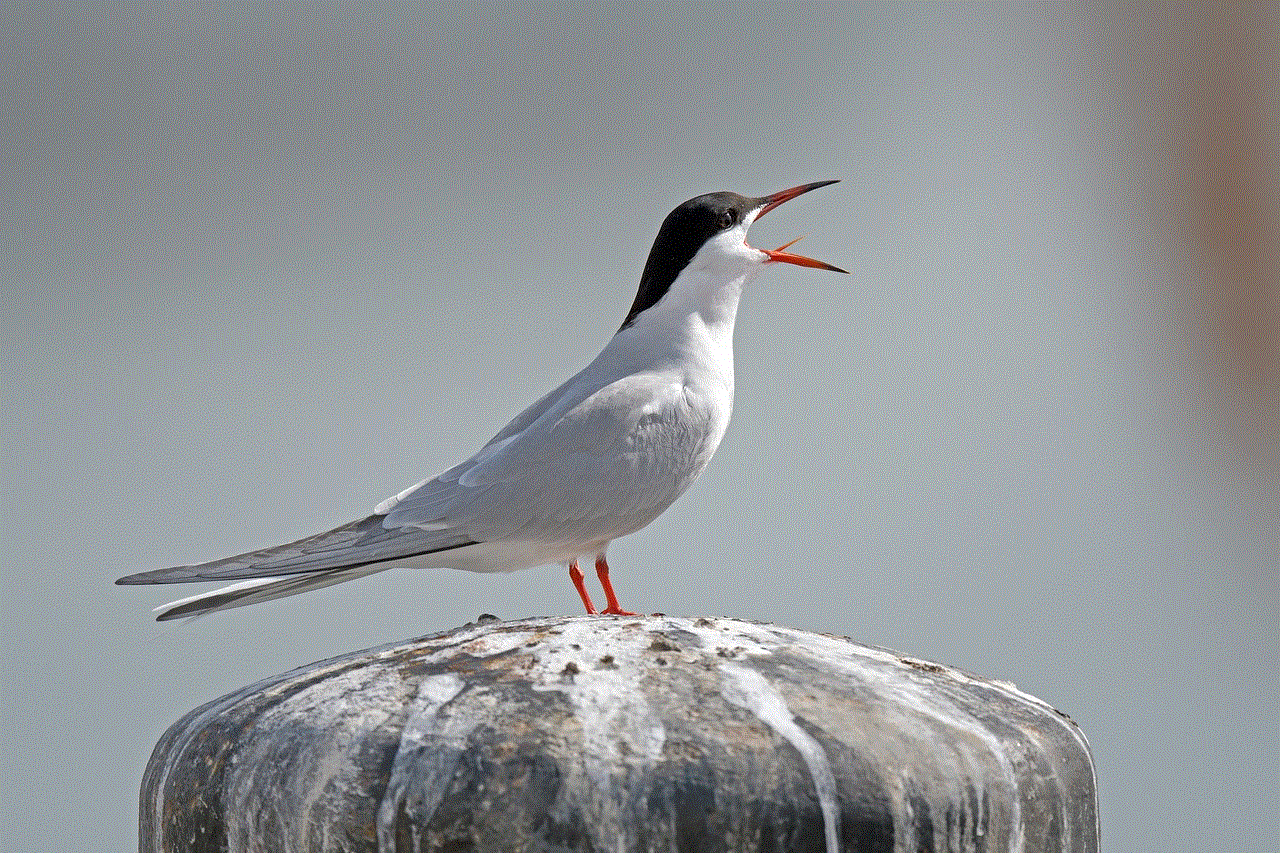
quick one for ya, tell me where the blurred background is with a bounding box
[3,4,1275,851]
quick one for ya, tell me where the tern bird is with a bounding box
[117,181,846,620]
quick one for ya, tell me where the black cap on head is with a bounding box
[620,192,760,329]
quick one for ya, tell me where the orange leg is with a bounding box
[568,560,598,615]
[595,555,637,616]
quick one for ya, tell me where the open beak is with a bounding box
[754,180,848,274]
[764,237,848,273]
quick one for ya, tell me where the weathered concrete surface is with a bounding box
[139,615,1097,853]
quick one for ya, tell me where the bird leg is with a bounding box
[595,555,638,616]
[568,560,598,615]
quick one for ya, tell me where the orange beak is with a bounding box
[764,236,848,273]
[754,181,848,274]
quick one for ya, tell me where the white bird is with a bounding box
[117,181,846,620]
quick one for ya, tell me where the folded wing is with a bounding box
[115,514,476,584]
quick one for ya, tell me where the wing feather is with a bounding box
[383,374,700,542]
[152,566,389,621]
[115,515,474,584]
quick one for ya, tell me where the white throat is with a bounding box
[620,217,768,353]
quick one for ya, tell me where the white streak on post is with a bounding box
[530,619,667,853]
[376,673,468,853]
[720,662,841,853]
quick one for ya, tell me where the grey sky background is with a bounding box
[4,4,1276,851]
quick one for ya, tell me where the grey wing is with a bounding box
[115,514,476,585]
[382,374,695,538]
[373,368,587,521]
[118,373,584,587]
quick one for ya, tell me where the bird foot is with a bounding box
[568,558,639,616]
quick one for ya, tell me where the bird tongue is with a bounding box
[761,236,848,273]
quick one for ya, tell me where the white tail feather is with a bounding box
[153,567,389,620]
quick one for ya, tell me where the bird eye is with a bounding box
[719,210,736,229]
